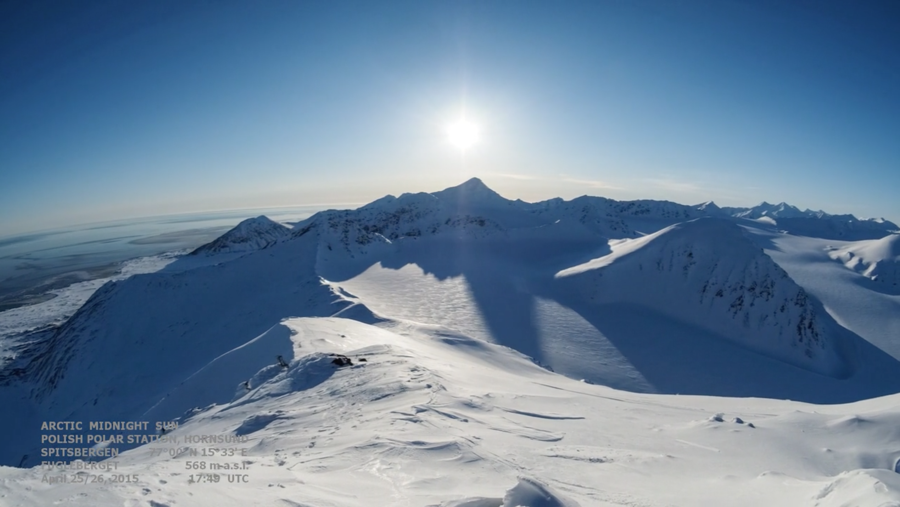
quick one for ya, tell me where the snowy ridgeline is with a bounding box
[555,219,850,377]
[3,317,900,506]
[2,178,900,505]
[280,179,897,256]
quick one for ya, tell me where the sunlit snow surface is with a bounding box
[2,317,900,506]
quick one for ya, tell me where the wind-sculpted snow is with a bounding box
[139,323,297,423]
[441,477,582,507]
[501,477,581,507]
[4,317,900,506]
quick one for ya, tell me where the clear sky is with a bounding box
[1,0,898,237]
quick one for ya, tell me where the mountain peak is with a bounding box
[431,177,509,207]
[239,215,279,228]
[454,177,491,191]
[464,176,485,184]
[190,215,290,255]
[735,201,808,220]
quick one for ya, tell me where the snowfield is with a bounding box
[3,317,900,506]
[2,178,900,506]
[826,234,900,295]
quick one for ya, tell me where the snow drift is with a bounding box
[4,317,900,506]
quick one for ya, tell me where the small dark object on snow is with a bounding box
[330,354,353,367]
[358,358,368,362]
[242,380,251,390]
[277,355,289,368]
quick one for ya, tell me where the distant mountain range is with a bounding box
[701,199,897,240]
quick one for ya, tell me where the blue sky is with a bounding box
[1,0,898,237]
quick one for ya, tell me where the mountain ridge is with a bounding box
[555,217,851,377]
[3,178,900,472]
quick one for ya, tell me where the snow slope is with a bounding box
[555,218,850,377]
[0,228,355,467]
[321,216,900,401]
[2,317,900,507]
[743,227,900,362]
[827,234,900,294]
[0,254,178,366]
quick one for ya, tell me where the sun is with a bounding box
[445,119,480,151]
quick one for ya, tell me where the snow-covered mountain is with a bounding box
[3,178,900,505]
[190,215,291,255]
[300,178,718,261]
[1,230,353,467]
[733,201,810,219]
[554,218,850,377]
[708,201,898,240]
[717,201,823,219]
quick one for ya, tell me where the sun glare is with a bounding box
[446,119,480,150]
